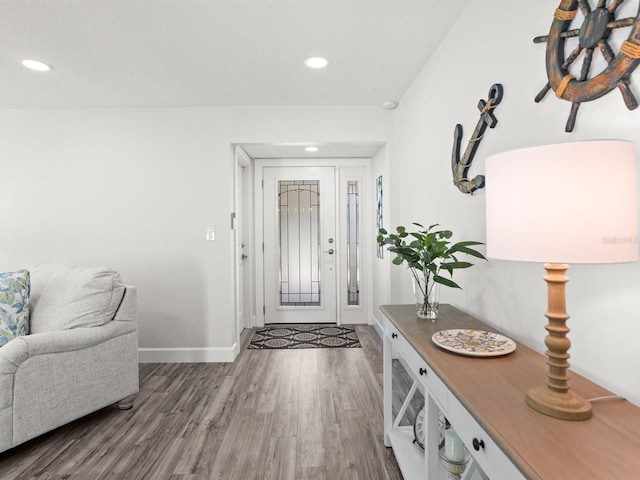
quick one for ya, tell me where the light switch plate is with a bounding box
[206,227,215,241]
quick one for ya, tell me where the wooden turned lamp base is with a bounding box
[526,385,592,421]
[527,263,593,421]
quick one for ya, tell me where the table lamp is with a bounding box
[485,140,638,421]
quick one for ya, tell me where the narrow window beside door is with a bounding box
[347,181,360,306]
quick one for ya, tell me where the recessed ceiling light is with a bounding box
[305,146,319,153]
[22,59,52,72]
[304,57,329,69]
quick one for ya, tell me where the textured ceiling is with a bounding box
[0,0,472,108]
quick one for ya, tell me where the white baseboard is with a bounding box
[372,316,384,339]
[138,343,239,363]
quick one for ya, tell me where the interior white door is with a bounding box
[235,161,246,333]
[241,163,252,329]
[263,166,337,324]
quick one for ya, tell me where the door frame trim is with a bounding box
[233,146,253,342]
[254,158,371,327]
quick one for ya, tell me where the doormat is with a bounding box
[248,325,361,349]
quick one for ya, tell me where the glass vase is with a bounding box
[413,276,440,320]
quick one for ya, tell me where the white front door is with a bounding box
[263,166,337,323]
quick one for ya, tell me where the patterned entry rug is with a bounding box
[248,325,361,349]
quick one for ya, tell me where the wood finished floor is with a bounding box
[0,326,403,480]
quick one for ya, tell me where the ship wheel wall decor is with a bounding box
[534,0,640,132]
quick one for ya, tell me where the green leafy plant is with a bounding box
[377,223,486,317]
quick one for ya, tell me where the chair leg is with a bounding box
[117,394,136,410]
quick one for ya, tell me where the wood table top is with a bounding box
[380,304,640,480]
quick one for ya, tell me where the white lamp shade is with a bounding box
[486,140,639,264]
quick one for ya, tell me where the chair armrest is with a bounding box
[0,320,136,410]
[0,321,136,370]
[0,339,28,409]
[0,337,29,374]
[21,321,136,357]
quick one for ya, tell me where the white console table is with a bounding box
[381,304,640,480]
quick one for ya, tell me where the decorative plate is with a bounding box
[432,329,516,357]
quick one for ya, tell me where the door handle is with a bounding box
[241,254,248,260]
[324,249,335,255]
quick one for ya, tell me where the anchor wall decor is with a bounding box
[451,83,503,195]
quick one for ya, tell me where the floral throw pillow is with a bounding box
[0,270,30,347]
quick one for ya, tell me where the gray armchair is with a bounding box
[0,264,139,453]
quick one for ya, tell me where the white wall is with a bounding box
[0,106,391,361]
[371,145,391,332]
[390,0,640,405]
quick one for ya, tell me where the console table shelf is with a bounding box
[381,304,640,479]
[388,427,427,479]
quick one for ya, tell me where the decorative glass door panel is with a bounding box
[263,167,336,324]
[278,180,321,306]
